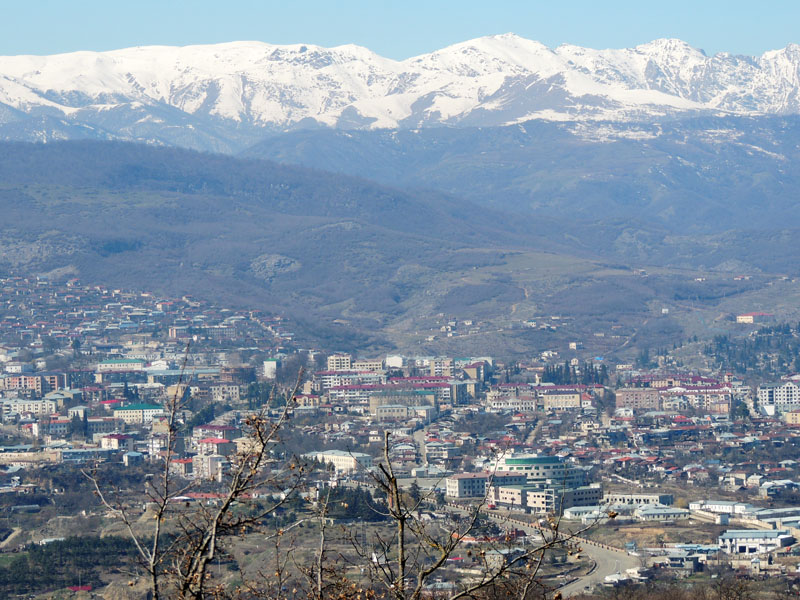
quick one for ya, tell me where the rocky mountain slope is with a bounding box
[1,35,799,150]
[244,115,800,238]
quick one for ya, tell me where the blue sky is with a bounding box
[3,0,798,58]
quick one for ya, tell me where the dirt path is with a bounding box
[0,527,22,549]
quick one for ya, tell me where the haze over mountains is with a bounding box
[0,141,583,352]
[1,34,800,150]
[244,116,800,241]
[0,35,799,354]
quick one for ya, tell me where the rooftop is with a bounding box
[719,530,791,539]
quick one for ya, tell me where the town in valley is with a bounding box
[0,273,800,597]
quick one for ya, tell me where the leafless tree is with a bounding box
[348,431,594,600]
[85,343,307,599]
[87,353,593,599]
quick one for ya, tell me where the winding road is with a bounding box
[475,511,639,597]
[346,475,638,596]
[559,539,638,597]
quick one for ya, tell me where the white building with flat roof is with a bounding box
[2,399,57,417]
[634,505,689,521]
[758,381,800,413]
[445,472,527,499]
[719,530,794,555]
[326,354,352,371]
[689,500,754,515]
[263,359,278,379]
[603,493,674,506]
[309,450,373,474]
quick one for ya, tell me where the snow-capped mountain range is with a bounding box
[1,33,799,150]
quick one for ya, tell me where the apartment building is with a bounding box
[308,449,373,474]
[429,358,453,377]
[316,371,385,392]
[326,354,352,371]
[616,388,661,411]
[758,381,800,413]
[3,398,58,417]
[211,384,244,403]
[445,471,527,499]
[0,373,67,396]
[353,359,384,372]
[113,403,165,424]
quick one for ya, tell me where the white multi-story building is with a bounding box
[308,450,373,474]
[490,455,587,488]
[326,354,352,371]
[485,392,537,413]
[758,381,800,414]
[97,359,145,372]
[316,371,385,393]
[540,390,582,411]
[527,485,603,514]
[488,483,603,514]
[661,385,733,414]
[385,355,404,369]
[113,403,165,425]
[445,472,527,499]
[485,454,599,514]
[2,399,58,417]
[447,473,489,498]
[262,359,278,379]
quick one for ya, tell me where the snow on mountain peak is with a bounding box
[0,34,799,146]
[635,38,705,55]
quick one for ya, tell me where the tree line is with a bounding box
[703,322,800,376]
[0,535,138,596]
[541,361,609,385]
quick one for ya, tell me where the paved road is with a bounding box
[344,477,637,596]
[474,511,639,597]
[559,539,638,597]
[412,428,427,464]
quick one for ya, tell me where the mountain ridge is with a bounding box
[0,139,797,355]
[243,115,800,239]
[0,140,622,353]
[1,34,800,151]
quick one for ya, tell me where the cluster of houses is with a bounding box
[0,276,298,471]
[614,373,748,414]
[6,275,800,579]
